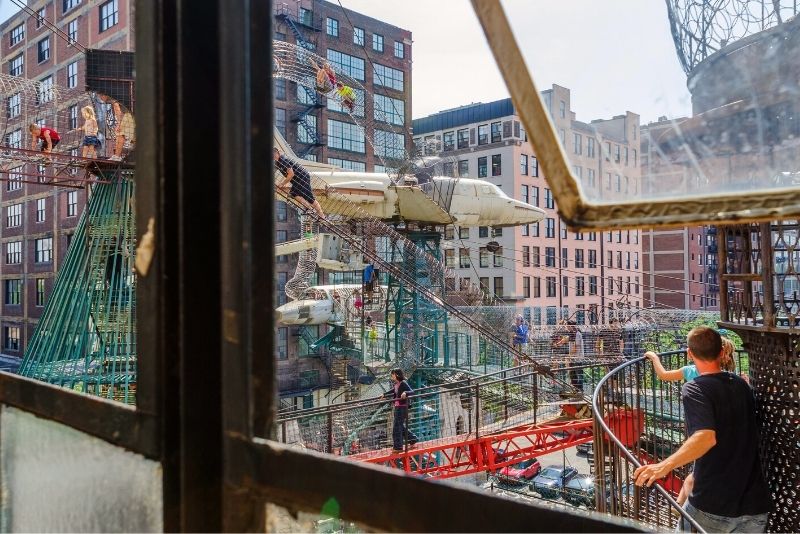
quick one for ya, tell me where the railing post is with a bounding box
[327,412,333,453]
[533,372,538,426]
[503,371,508,422]
[474,384,481,439]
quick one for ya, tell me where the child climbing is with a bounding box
[274,147,326,219]
[335,82,356,113]
[309,58,337,93]
[81,106,102,159]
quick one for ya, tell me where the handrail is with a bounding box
[592,351,705,532]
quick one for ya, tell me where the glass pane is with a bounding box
[0,406,162,532]
[500,0,800,204]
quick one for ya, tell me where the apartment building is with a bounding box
[412,86,644,325]
[640,117,719,310]
[272,0,412,406]
[0,0,132,358]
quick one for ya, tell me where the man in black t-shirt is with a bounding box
[634,326,770,532]
[273,148,325,219]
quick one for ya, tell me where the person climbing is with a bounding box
[81,106,102,159]
[363,263,376,300]
[29,123,60,154]
[335,82,356,113]
[273,147,326,219]
[389,368,418,453]
[309,58,337,93]
[109,101,135,161]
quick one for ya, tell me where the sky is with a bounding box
[338,0,692,124]
[0,2,16,23]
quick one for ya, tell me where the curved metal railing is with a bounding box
[592,349,749,532]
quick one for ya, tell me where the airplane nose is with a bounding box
[511,199,546,224]
[274,309,283,323]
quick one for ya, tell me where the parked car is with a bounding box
[562,474,596,507]
[530,465,579,499]
[496,458,541,485]
[576,441,593,456]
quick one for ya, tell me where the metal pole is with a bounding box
[475,384,481,439]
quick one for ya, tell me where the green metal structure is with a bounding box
[18,174,137,404]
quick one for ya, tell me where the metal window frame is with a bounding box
[470,0,800,230]
[0,1,643,531]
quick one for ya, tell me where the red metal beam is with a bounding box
[351,418,594,479]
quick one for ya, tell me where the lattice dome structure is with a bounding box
[666,0,800,74]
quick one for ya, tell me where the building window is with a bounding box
[634,252,639,269]
[64,0,82,13]
[372,33,384,52]
[10,54,23,77]
[616,251,622,268]
[589,276,598,295]
[576,276,585,296]
[635,276,640,294]
[522,246,530,267]
[587,137,595,158]
[4,280,21,305]
[491,227,503,238]
[277,327,288,360]
[575,249,585,268]
[274,108,286,138]
[297,115,317,144]
[546,277,556,298]
[35,238,53,263]
[445,249,455,268]
[533,277,541,298]
[608,276,614,295]
[573,133,582,155]
[530,156,539,177]
[532,246,540,267]
[491,154,501,176]
[493,248,503,267]
[457,129,469,149]
[67,18,78,44]
[6,204,21,228]
[99,0,118,32]
[328,119,365,153]
[4,326,20,350]
[7,93,21,119]
[38,37,51,63]
[5,241,21,264]
[544,188,554,209]
[493,277,504,298]
[521,185,529,204]
[520,155,528,175]
[559,100,566,118]
[326,17,338,37]
[373,94,404,126]
[353,27,364,45]
[457,160,469,177]
[9,23,24,46]
[393,41,404,58]
[477,124,488,145]
[374,129,404,159]
[562,276,569,297]
[442,131,455,151]
[65,104,79,130]
[6,166,22,191]
[491,122,502,143]
[65,191,78,217]
[36,198,46,222]
[531,222,539,237]
[523,277,531,299]
[615,174,621,192]
[545,247,556,267]
[38,76,54,104]
[328,49,365,81]
[477,156,487,178]
[36,278,46,306]
[328,158,366,172]
[373,63,403,92]
[36,7,45,28]
[546,218,555,238]
[479,247,489,268]
[588,249,597,268]
[67,61,78,88]
[459,248,470,268]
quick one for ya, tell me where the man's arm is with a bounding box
[43,131,52,152]
[276,165,294,188]
[633,429,716,486]
[30,133,38,150]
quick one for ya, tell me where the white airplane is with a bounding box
[275,284,385,326]
[275,233,368,272]
[273,128,545,227]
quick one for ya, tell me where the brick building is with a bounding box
[272,0,412,407]
[412,87,645,325]
[0,0,132,358]
[640,117,719,311]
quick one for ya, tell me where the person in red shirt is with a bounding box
[29,124,60,153]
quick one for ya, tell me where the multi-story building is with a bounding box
[0,0,132,358]
[272,0,412,407]
[412,86,644,325]
[640,117,719,310]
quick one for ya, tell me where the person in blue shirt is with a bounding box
[509,315,529,365]
[645,337,736,383]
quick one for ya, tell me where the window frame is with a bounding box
[99,0,119,32]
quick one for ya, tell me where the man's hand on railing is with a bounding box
[633,460,671,487]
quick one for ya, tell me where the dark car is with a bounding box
[562,474,596,507]
[496,458,541,485]
[530,465,578,499]
[576,441,593,456]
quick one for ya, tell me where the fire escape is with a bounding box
[274,3,325,158]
